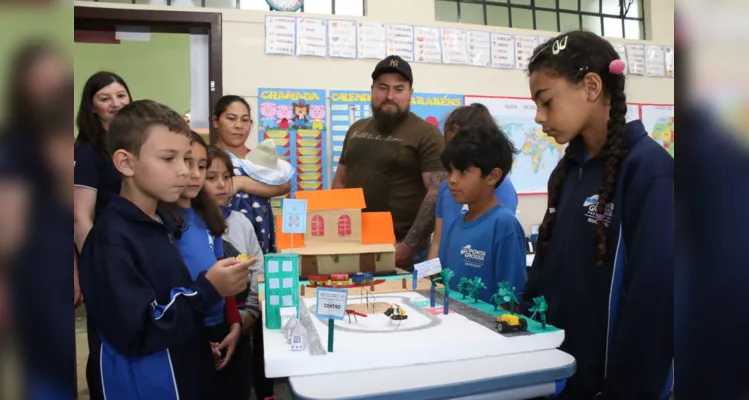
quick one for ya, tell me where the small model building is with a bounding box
[275,189,396,277]
[264,253,300,329]
[290,325,308,351]
[283,317,300,343]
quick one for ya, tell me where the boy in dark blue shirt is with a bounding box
[438,124,527,304]
[78,100,252,400]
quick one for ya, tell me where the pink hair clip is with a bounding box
[609,59,626,75]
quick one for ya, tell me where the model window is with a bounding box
[311,214,324,236]
[338,214,351,236]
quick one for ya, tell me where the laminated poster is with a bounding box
[328,19,357,59]
[613,43,628,75]
[464,96,564,194]
[626,104,641,122]
[645,46,666,78]
[466,30,491,68]
[296,17,327,57]
[386,24,414,62]
[440,28,468,65]
[257,88,329,214]
[491,33,514,69]
[514,36,539,70]
[329,90,372,173]
[357,21,386,59]
[641,104,674,157]
[328,91,463,172]
[665,47,674,78]
[414,26,442,64]
[265,15,296,55]
[625,44,646,75]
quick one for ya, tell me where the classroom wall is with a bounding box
[74,0,674,233]
[74,31,191,135]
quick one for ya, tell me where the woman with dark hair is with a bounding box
[73,71,132,252]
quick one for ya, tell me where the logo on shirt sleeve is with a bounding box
[583,194,614,227]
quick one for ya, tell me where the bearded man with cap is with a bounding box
[332,55,447,270]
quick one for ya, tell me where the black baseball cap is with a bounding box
[371,55,413,84]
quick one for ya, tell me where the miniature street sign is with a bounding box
[315,288,348,352]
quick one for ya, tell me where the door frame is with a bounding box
[74,5,222,142]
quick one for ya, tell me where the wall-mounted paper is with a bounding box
[386,24,414,61]
[329,90,371,173]
[466,30,491,68]
[613,43,628,75]
[296,18,327,57]
[414,26,442,63]
[441,28,468,64]
[514,36,539,70]
[265,15,296,55]
[645,46,665,78]
[664,47,674,78]
[357,21,386,59]
[491,33,514,69]
[625,44,646,75]
[328,19,357,59]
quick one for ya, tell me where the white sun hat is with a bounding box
[239,139,295,185]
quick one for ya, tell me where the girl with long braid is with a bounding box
[522,31,673,399]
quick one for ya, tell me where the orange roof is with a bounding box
[361,212,396,245]
[294,188,367,211]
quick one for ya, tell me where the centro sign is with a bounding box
[315,288,348,320]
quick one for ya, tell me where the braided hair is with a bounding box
[528,31,628,267]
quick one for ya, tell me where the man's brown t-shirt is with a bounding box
[339,112,445,242]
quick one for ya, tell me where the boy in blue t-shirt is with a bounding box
[437,123,527,304]
[429,103,519,260]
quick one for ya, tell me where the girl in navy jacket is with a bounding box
[523,31,673,400]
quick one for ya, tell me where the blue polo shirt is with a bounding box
[438,204,527,303]
[173,207,225,327]
[435,178,518,245]
[74,141,122,217]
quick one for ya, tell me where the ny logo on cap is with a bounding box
[390,59,399,67]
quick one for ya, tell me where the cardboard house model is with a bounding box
[275,188,396,277]
[264,253,300,329]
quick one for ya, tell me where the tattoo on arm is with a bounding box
[403,171,448,249]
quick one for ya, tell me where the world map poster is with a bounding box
[464,96,563,194]
[640,104,674,157]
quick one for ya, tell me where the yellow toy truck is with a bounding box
[495,314,528,333]
[384,303,408,320]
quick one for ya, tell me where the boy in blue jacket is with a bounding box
[438,124,527,304]
[523,31,673,399]
[78,100,252,400]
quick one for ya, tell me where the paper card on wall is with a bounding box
[491,33,514,69]
[282,260,294,272]
[328,19,357,58]
[626,104,641,122]
[613,43,628,75]
[265,15,296,56]
[269,295,280,306]
[645,45,666,78]
[625,44,646,75]
[296,17,327,57]
[414,258,442,279]
[282,295,293,307]
[386,24,414,62]
[357,21,386,59]
[282,278,293,288]
[269,278,280,289]
[413,26,442,63]
[282,199,307,233]
[440,28,468,64]
[466,30,491,67]
[268,260,280,273]
[664,47,674,78]
[514,36,539,70]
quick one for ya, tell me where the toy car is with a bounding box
[351,272,373,285]
[384,303,408,320]
[495,314,527,333]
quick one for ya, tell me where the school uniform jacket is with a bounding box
[79,195,221,400]
[523,120,674,399]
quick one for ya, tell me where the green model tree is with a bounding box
[458,277,471,299]
[529,295,549,329]
[440,268,455,297]
[490,282,508,311]
[494,281,519,314]
[468,277,487,303]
